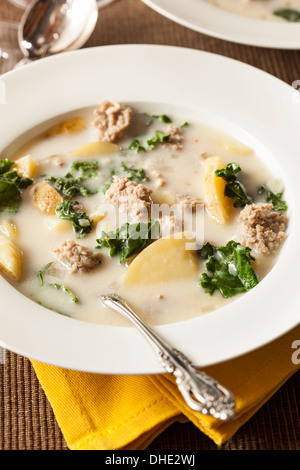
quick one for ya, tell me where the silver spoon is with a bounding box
[16,0,98,66]
[100,293,236,422]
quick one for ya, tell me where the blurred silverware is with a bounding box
[16,0,98,66]
[100,293,236,422]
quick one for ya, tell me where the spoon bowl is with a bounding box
[18,0,98,65]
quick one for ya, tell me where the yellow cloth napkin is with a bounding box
[31,324,300,450]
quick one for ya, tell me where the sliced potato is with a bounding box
[90,212,106,226]
[123,233,199,285]
[223,142,252,155]
[203,155,232,224]
[0,235,22,281]
[0,219,18,240]
[45,217,72,232]
[33,182,63,215]
[70,141,119,158]
[12,155,38,179]
[45,117,87,138]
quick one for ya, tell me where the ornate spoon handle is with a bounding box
[100,294,235,422]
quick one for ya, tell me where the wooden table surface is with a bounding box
[0,0,300,451]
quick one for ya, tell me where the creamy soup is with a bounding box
[206,0,300,22]
[0,102,288,326]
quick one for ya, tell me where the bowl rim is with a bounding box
[0,44,299,374]
[142,0,300,49]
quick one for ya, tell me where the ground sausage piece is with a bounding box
[53,240,102,273]
[43,155,65,168]
[160,215,183,237]
[104,176,152,220]
[151,171,166,189]
[177,194,203,211]
[165,126,183,151]
[93,101,132,143]
[239,203,287,255]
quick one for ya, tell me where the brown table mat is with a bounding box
[0,0,300,450]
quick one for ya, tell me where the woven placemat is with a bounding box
[1,351,299,450]
[0,0,300,450]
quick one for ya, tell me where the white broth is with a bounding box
[0,103,286,326]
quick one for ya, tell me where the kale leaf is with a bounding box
[274,9,300,22]
[102,169,116,194]
[96,219,160,262]
[71,160,99,178]
[147,130,171,149]
[214,162,241,181]
[215,163,252,207]
[144,113,172,124]
[199,241,259,299]
[37,261,78,302]
[129,139,146,153]
[0,174,21,203]
[48,283,79,303]
[0,159,14,174]
[37,262,53,287]
[121,162,148,183]
[46,172,97,198]
[102,163,148,194]
[258,185,288,212]
[267,192,288,212]
[56,200,93,238]
[0,165,33,214]
[46,160,99,197]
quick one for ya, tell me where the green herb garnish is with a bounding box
[267,193,288,212]
[258,185,288,212]
[144,113,172,124]
[215,163,252,207]
[71,160,99,178]
[274,9,300,22]
[48,283,79,303]
[37,262,78,303]
[46,160,99,197]
[56,200,92,238]
[121,162,148,183]
[199,241,259,299]
[102,169,116,194]
[129,139,146,153]
[102,177,114,194]
[147,130,171,149]
[46,173,97,198]
[102,163,148,193]
[96,219,160,262]
[147,130,171,148]
[37,262,53,287]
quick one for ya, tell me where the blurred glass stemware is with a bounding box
[8,0,116,8]
[7,0,29,7]
[0,21,23,74]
